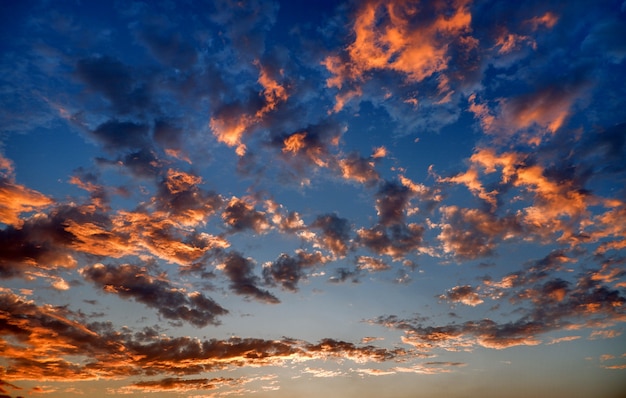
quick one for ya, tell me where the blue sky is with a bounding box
[1,0,626,397]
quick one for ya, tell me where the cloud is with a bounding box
[357,223,424,261]
[324,0,474,111]
[0,179,53,229]
[338,152,380,185]
[264,199,306,233]
[208,0,279,59]
[274,120,345,174]
[122,377,238,393]
[375,181,412,226]
[311,213,352,258]
[0,207,80,279]
[154,169,224,227]
[440,147,608,247]
[222,197,270,233]
[0,290,408,384]
[437,205,523,259]
[439,285,484,307]
[356,256,391,272]
[303,367,344,378]
[263,250,329,292]
[89,119,152,152]
[209,61,288,156]
[136,21,198,70]
[75,55,151,114]
[392,361,465,375]
[376,265,626,352]
[217,252,280,304]
[80,263,228,327]
[526,12,559,30]
[304,338,406,363]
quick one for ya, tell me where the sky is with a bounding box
[1,0,626,397]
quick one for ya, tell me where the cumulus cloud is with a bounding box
[357,223,424,261]
[356,255,391,272]
[377,259,626,352]
[222,197,270,233]
[80,263,228,327]
[375,181,412,226]
[437,205,523,259]
[217,252,280,304]
[338,152,380,185]
[263,250,329,291]
[439,285,484,307]
[75,55,151,114]
[324,0,474,111]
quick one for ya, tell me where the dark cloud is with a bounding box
[153,119,184,153]
[375,181,411,226]
[90,119,151,152]
[263,250,327,291]
[311,213,351,258]
[579,122,626,175]
[304,338,405,362]
[154,169,223,225]
[218,252,279,304]
[338,152,380,185]
[0,205,101,278]
[267,120,345,181]
[127,377,237,392]
[222,197,269,233]
[120,149,162,178]
[137,23,198,70]
[357,223,424,260]
[379,267,626,351]
[80,263,228,327]
[208,0,279,60]
[328,267,361,284]
[69,167,112,209]
[75,56,151,114]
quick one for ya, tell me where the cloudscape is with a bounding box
[1,1,626,397]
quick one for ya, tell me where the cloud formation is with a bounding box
[80,263,228,327]
[1,0,625,396]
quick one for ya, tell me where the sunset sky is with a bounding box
[1,0,626,397]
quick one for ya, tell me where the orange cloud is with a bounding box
[449,148,607,245]
[1,290,411,386]
[494,31,536,54]
[526,11,559,30]
[438,166,498,209]
[255,61,288,115]
[347,0,470,82]
[440,285,484,306]
[438,205,522,259]
[282,131,307,154]
[338,152,380,184]
[0,158,54,226]
[469,82,586,144]
[280,130,331,168]
[324,0,475,111]
[210,61,288,155]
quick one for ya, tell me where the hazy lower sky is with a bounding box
[1,1,626,397]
